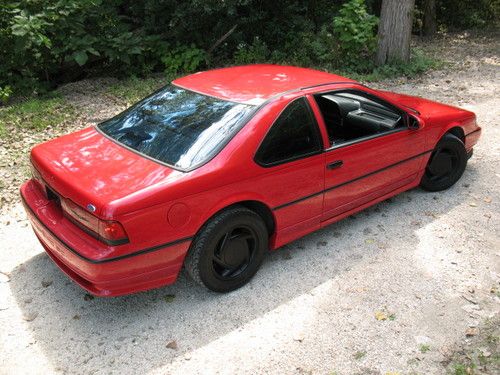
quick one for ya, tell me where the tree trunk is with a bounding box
[422,0,437,37]
[376,0,415,65]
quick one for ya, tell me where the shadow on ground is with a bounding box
[9,166,479,374]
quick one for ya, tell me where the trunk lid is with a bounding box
[30,127,179,217]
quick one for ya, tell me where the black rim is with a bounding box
[211,226,257,280]
[426,146,459,183]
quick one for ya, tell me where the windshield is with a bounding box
[97,84,255,170]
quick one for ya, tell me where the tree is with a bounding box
[376,0,415,65]
[422,0,437,37]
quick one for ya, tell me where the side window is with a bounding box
[314,91,404,147]
[256,98,322,166]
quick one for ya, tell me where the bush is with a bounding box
[0,86,12,105]
[332,0,379,70]
[3,0,491,98]
[162,45,206,75]
[233,37,270,65]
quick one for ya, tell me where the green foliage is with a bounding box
[436,0,500,29]
[0,86,12,104]
[162,45,206,75]
[345,48,443,82]
[451,362,475,375]
[233,37,270,64]
[107,76,166,104]
[0,93,74,137]
[1,0,493,99]
[419,344,431,353]
[332,0,379,69]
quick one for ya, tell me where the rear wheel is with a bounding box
[184,206,268,292]
[420,133,467,192]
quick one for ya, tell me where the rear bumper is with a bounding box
[21,180,191,296]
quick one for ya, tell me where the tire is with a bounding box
[420,133,468,192]
[184,206,268,292]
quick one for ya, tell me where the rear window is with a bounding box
[97,84,254,170]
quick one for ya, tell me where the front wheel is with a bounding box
[184,206,268,292]
[420,133,468,192]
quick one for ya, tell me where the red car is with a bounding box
[21,65,481,296]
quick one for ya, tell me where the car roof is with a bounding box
[172,64,356,105]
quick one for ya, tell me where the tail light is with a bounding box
[98,220,128,245]
[61,199,129,246]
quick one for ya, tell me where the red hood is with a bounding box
[30,127,182,217]
[378,90,475,121]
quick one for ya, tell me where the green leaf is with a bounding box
[73,51,88,66]
[87,47,100,56]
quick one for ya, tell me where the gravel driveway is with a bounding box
[0,32,498,375]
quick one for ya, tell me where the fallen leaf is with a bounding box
[164,294,175,303]
[293,333,305,342]
[365,238,375,244]
[23,312,38,322]
[353,350,366,360]
[375,311,387,320]
[480,348,491,357]
[465,327,478,337]
[41,279,53,288]
[469,202,477,207]
[484,197,492,203]
[166,340,178,350]
[73,314,81,320]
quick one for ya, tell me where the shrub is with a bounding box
[0,86,12,105]
[233,37,270,65]
[161,45,206,75]
[332,0,379,70]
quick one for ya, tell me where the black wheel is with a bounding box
[420,133,468,192]
[184,206,268,292]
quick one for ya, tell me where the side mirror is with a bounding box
[408,115,423,130]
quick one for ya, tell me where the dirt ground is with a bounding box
[0,32,499,375]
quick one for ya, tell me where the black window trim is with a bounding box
[312,88,411,152]
[254,96,324,168]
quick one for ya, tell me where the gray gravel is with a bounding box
[0,32,499,375]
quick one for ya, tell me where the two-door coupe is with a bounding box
[21,65,481,296]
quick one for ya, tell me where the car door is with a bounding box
[309,89,427,224]
[254,97,326,247]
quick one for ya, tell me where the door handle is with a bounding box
[327,160,343,170]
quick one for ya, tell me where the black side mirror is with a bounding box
[408,115,423,130]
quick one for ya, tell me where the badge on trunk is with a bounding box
[87,204,96,213]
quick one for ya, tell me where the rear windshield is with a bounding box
[97,84,254,170]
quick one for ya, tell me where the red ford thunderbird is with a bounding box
[21,65,481,296]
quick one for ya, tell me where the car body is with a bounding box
[21,65,481,296]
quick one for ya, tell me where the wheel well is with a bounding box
[234,200,276,236]
[446,126,465,143]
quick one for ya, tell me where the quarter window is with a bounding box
[256,98,322,166]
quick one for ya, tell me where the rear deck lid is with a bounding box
[30,127,180,217]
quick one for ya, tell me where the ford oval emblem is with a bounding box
[87,204,96,213]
